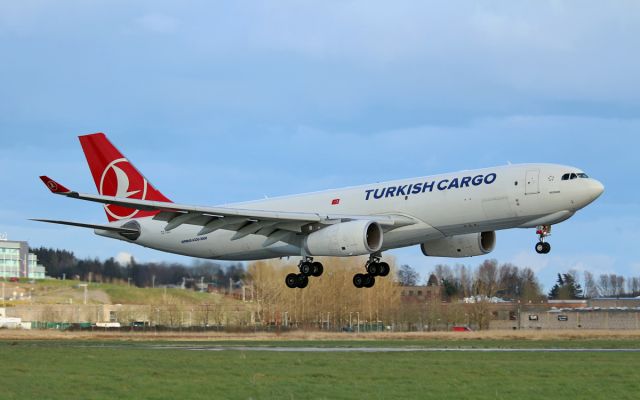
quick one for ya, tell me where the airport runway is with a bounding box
[63,344,640,353]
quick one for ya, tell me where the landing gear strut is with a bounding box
[535,225,552,254]
[285,257,324,289]
[353,255,390,288]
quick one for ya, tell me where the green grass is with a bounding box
[142,338,640,349]
[13,279,228,305]
[1,341,639,399]
[100,284,218,305]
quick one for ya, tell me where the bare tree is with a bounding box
[628,277,640,297]
[454,264,473,298]
[519,267,543,302]
[397,265,420,286]
[598,274,612,297]
[583,271,599,298]
[247,257,401,330]
[474,259,499,297]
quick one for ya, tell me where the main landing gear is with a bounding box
[353,255,390,289]
[285,257,324,289]
[535,225,552,254]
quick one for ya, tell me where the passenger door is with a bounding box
[525,169,540,195]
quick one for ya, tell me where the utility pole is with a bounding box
[1,282,5,307]
[79,284,88,305]
[152,275,156,289]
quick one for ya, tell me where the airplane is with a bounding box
[35,133,604,289]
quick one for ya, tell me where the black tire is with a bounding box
[285,273,299,289]
[353,273,365,288]
[297,274,309,289]
[367,262,380,276]
[535,242,545,254]
[311,262,324,277]
[363,274,375,288]
[378,262,390,277]
[300,262,313,276]
[543,242,551,254]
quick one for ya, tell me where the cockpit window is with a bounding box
[562,172,589,181]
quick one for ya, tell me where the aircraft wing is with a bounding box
[38,176,416,245]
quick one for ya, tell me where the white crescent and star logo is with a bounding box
[99,158,148,220]
[47,180,58,191]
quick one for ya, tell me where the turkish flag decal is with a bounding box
[331,198,340,205]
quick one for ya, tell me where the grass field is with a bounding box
[5,278,233,306]
[1,339,639,399]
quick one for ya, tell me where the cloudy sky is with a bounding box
[1,1,639,289]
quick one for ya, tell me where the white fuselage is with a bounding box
[96,163,604,260]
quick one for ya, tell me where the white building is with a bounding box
[0,237,47,279]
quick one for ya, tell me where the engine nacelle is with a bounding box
[304,220,383,256]
[421,231,496,258]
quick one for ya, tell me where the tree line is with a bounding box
[32,247,640,300]
[398,260,544,302]
[30,247,246,288]
[399,261,640,300]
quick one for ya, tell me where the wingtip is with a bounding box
[39,176,71,193]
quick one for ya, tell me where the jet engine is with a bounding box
[304,220,383,256]
[421,231,496,258]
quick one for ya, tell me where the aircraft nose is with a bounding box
[589,179,605,200]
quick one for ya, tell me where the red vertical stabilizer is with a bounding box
[79,133,172,222]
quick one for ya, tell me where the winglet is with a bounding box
[39,176,71,194]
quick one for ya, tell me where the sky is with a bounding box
[1,1,639,290]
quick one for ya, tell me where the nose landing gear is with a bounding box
[285,257,324,289]
[535,225,552,254]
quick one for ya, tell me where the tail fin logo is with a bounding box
[99,158,148,220]
[47,181,59,191]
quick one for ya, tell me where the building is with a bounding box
[0,238,47,279]
[400,274,442,304]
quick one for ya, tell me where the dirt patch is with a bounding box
[2,329,640,342]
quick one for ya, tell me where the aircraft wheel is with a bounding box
[535,242,546,254]
[297,274,309,289]
[353,273,365,288]
[363,274,376,288]
[367,262,380,276]
[299,262,313,276]
[378,262,390,277]
[543,242,551,254]
[311,262,324,277]
[285,273,299,289]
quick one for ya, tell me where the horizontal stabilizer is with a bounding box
[30,219,138,233]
